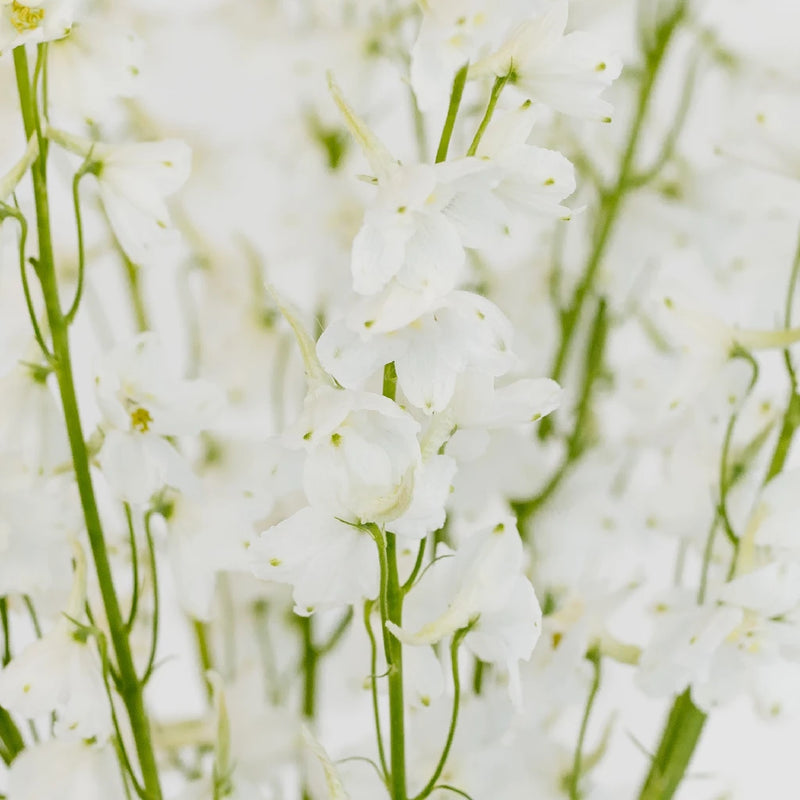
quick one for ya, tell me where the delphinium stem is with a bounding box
[13,45,163,799]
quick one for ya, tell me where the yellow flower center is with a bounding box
[10,1,45,33]
[130,407,153,433]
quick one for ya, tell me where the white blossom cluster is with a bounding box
[0,1,799,799]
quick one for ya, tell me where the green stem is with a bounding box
[300,616,318,720]
[637,690,706,800]
[764,230,800,483]
[385,532,407,800]
[140,512,160,686]
[124,503,140,631]
[364,601,389,780]
[0,599,10,667]
[435,63,468,164]
[0,706,24,763]
[568,648,602,800]
[411,633,464,800]
[515,298,608,529]
[13,46,162,799]
[540,7,684,438]
[380,362,408,799]
[193,620,214,702]
[466,74,508,157]
[64,164,92,324]
[300,616,318,800]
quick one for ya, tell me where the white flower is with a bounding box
[389,454,456,540]
[0,0,73,55]
[48,127,191,265]
[318,291,517,412]
[0,542,111,740]
[7,739,127,800]
[95,333,222,505]
[289,385,421,525]
[638,564,800,715]
[470,0,622,121]
[328,75,500,311]
[410,0,508,111]
[251,507,379,614]
[475,102,577,225]
[389,514,541,704]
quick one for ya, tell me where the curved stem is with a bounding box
[363,601,389,781]
[569,648,602,800]
[0,202,53,360]
[124,503,140,632]
[400,538,427,595]
[140,512,160,686]
[411,632,465,800]
[64,165,92,324]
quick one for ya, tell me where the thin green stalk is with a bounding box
[193,620,214,702]
[540,7,684,442]
[466,74,508,157]
[64,162,93,324]
[0,203,52,360]
[400,538,427,595]
[364,601,389,781]
[471,659,485,695]
[300,616,318,720]
[385,532,407,800]
[764,230,800,483]
[13,45,162,798]
[435,63,468,164]
[568,648,602,800]
[300,615,318,800]
[411,633,465,800]
[124,503,140,631]
[140,511,160,686]
[0,600,10,667]
[515,298,608,529]
[317,608,354,656]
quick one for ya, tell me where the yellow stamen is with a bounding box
[10,1,45,33]
[130,407,153,433]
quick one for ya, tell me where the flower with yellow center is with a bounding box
[0,0,74,54]
[10,1,44,32]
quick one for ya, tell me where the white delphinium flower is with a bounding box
[470,0,622,121]
[390,513,542,705]
[329,75,505,324]
[7,738,127,800]
[94,332,222,505]
[474,100,577,228]
[0,361,69,474]
[0,541,111,740]
[318,291,516,412]
[0,463,73,607]
[47,127,191,265]
[409,0,512,111]
[291,384,421,524]
[251,506,380,615]
[48,21,143,124]
[637,564,800,716]
[0,0,73,54]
